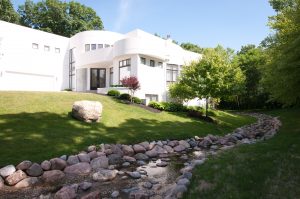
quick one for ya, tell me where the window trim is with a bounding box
[140,57,146,65]
[85,44,90,52]
[44,45,50,52]
[32,43,39,49]
[91,44,97,50]
[150,60,155,67]
[55,48,60,53]
[166,64,179,84]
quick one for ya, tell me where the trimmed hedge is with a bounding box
[107,89,120,97]
[161,102,186,112]
[148,101,165,110]
[132,97,142,104]
[119,93,131,101]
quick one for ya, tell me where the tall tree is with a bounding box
[260,0,300,105]
[0,0,20,24]
[18,0,103,37]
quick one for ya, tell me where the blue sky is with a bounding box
[12,0,275,51]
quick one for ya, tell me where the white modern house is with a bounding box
[0,20,202,105]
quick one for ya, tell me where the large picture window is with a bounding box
[166,64,179,85]
[119,58,131,83]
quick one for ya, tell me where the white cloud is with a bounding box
[113,0,132,32]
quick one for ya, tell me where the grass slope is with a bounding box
[0,92,254,166]
[184,108,300,199]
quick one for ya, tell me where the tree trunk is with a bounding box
[205,97,208,118]
[236,95,240,110]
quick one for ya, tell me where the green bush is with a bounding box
[119,93,131,101]
[107,89,120,97]
[132,97,142,104]
[148,101,164,110]
[161,102,185,112]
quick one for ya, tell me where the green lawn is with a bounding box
[184,108,300,199]
[0,91,255,166]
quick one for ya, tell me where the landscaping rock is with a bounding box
[87,145,97,152]
[111,144,124,156]
[67,155,80,165]
[179,140,190,148]
[163,145,174,153]
[139,141,150,150]
[146,145,167,157]
[143,182,153,189]
[54,186,76,199]
[72,100,102,123]
[92,169,118,181]
[14,177,39,188]
[60,155,67,161]
[171,184,187,198]
[173,144,186,152]
[79,181,92,191]
[156,161,168,167]
[126,171,141,179]
[26,163,43,177]
[111,190,120,198]
[133,144,146,153]
[41,160,51,171]
[0,176,4,188]
[0,165,16,178]
[81,190,101,199]
[122,145,135,156]
[88,151,98,160]
[108,154,123,165]
[42,170,65,183]
[177,178,190,186]
[137,160,146,166]
[16,160,32,171]
[90,156,109,169]
[50,158,67,170]
[134,153,149,161]
[168,140,179,147]
[5,170,27,185]
[129,190,149,199]
[122,162,130,167]
[64,162,92,175]
[123,156,136,163]
[78,153,91,163]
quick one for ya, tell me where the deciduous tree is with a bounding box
[121,76,141,103]
[0,0,20,24]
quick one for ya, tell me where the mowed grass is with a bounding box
[184,108,300,199]
[0,91,255,166]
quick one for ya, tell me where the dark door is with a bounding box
[90,68,106,90]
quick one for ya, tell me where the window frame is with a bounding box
[166,64,179,84]
[91,44,97,50]
[85,44,90,52]
[32,43,39,49]
[44,45,50,52]
[55,48,60,53]
[150,60,155,67]
[140,57,146,65]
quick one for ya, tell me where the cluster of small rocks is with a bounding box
[0,113,281,199]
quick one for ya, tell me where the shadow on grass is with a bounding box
[0,111,210,166]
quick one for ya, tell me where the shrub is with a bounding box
[119,93,131,101]
[161,102,185,112]
[148,101,164,110]
[132,97,142,104]
[107,89,120,97]
[187,109,203,118]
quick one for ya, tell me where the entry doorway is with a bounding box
[90,68,106,90]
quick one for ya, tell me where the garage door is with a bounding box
[3,71,56,91]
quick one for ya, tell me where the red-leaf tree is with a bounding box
[120,76,141,103]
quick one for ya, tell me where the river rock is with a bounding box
[123,156,136,163]
[129,190,149,199]
[14,177,39,188]
[111,190,119,198]
[134,153,149,161]
[0,165,16,178]
[133,144,146,153]
[177,178,190,186]
[171,184,187,198]
[88,151,98,159]
[137,160,146,166]
[179,140,190,148]
[92,169,118,181]
[156,161,168,167]
[122,162,130,167]
[50,158,67,170]
[67,155,80,165]
[26,163,43,177]
[139,141,150,150]
[146,145,167,157]
[16,161,32,171]
[5,170,27,185]
[90,156,109,169]
[143,182,153,189]
[87,145,97,152]
[79,181,92,191]
[168,140,179,147]
[64,162,91,175]
[42,170,65,183]
[111,145,124,156]
[72,100,102,123]
[0,176,4,188]
[173,144,186,152]
[78,153,91,163]
[126,171,141,179]
[54,186,77,199]
[122,145,135,156]
[163,145,174,153]
[41,160,51,171]
[108,154,123,165]
[81,190,101,199]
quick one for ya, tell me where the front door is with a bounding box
[90,68,106,90]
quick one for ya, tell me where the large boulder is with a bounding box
[42,170,65,183]
[5,170,27,186]
[50,158,67,170]
[16,161,32,171]
[26,163,43,177]
[0,165,16,178]
[14,177,39,188]
[90,156,109,169]
[54,186,77,199]
[122,145,135,156]
[64,163,92,175]
[72,100,102,123]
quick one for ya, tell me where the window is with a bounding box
[85,44,90,52]
[105,44,110,48]
[146,94,158,102]
[166,64,179,85]
[44,45,50,52]
[119,58,131,83]
[140,57,146,65]
[32,43,38,49]
[98,44,103,49]
[158,62,163,67]
[55,48,60,53]
[150,60,155,67]
[91,44,96,50]
[109,67,113,86]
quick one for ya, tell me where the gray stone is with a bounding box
[14,177,39,188]
[168,140,179,147]
[0,165,16,178]
[171,185,187,198]
[87,145,97,152]
[111,145,124,156]
[60,155,67,161]
[72,100,102,123]
[41,160,51,171]
[173,145,186,152]
[156,161,168,167]
[79,181,92,191]
[134,153,149,161]
[122,162,130,167]
[118,171,125,175]
[42,170,65,183]
[129,190,149,199]
[127,171,141,179]
[137,160,146,166]
[90,156,109,169]
[138,170,147,175]
[111,191,120,198]
[88,151,98,160]
[78,153,91,163]
[133,144,146,153]
[81,190,101,199]
[179,140,190,148]
[122,145,135,156]
[16,160,32,171]
[54,186,77,199]
[121,186,139,193]
[192,159,205,166]
[5,170,27,185]
[70,183,79,193]
[143,182,153,189]
[139,141,150,150]
[26,163,43,177]
[50,158,67,170]
[163,145,174,153]
[92,169,118,181]
[146,145,167,158]
[123,156,136,163]
[177,178,190,186]
[67,155,80,165]
[183,172,193,180]
[0,176,4,188]
[156,141,163,146]
[199,137,213,148]
[108,154,123,165]
[64,162,92,175]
